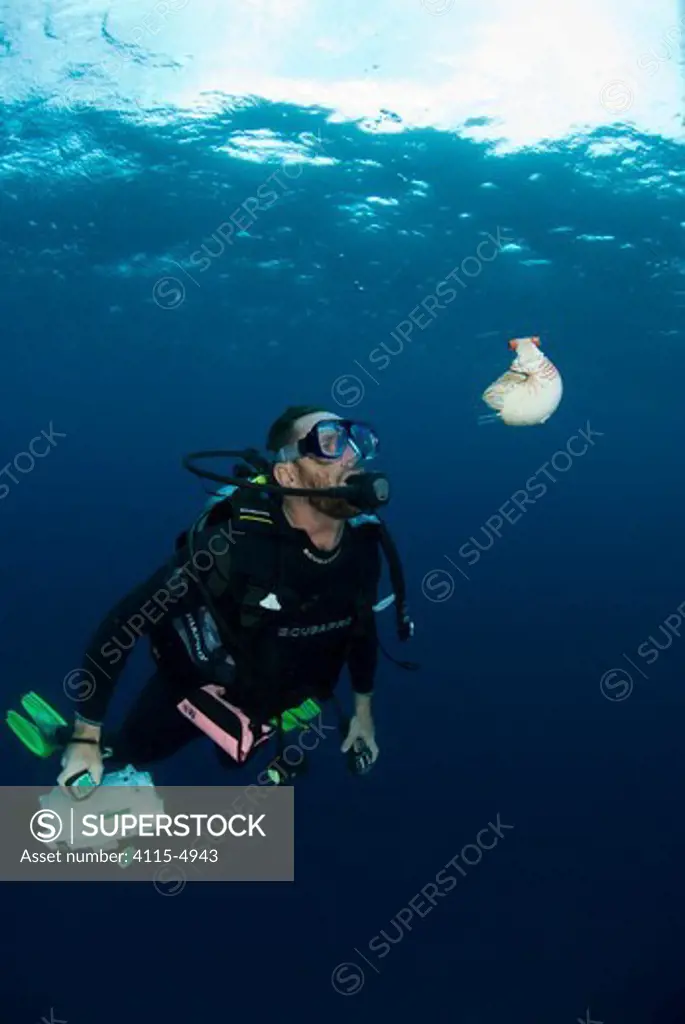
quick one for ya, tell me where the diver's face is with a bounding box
[290,412,362,520]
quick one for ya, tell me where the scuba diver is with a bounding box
[10,407,416,788]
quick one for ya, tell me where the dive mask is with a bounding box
[275,419,379,465]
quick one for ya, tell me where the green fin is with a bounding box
[5,710,57,757]
[295,698,320,721]
[21,692,67,733]
[279,711,298,732]
[272,697,321,733]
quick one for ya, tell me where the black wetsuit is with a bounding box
[76,506,381,767]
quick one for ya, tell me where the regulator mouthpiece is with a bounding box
[340,471,390,510]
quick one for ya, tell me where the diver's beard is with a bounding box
[299,462,362,520]
[307,494,360,520]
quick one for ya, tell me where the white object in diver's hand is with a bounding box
[39,765,162,851]
[481,336,563,426]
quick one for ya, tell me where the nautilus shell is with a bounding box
[482,336,563,426]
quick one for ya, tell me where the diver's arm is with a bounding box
[346,533,381,702]
[344,614,378,763]
[347,614,378,701]
[73,525,235,730]
[73,561,180,729]
[352,691,373,728]
[348,619,378,730]
[347,562,381,708]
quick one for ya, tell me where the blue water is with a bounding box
[2,4,685,1022]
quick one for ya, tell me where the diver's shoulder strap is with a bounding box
[230,482,279,529]
[186,484,292,643]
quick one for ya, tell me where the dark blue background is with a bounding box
[1,93,684,1024]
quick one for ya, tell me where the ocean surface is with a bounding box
[1,1,684,1022]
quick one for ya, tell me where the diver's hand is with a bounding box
[57,740,104,789]
[341,714,379,766]
[57,722,104,789]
